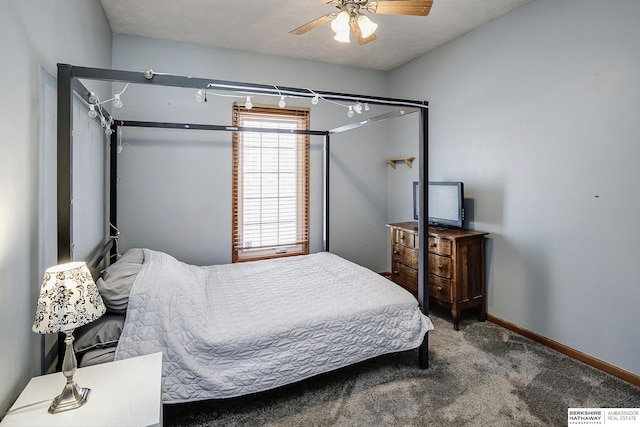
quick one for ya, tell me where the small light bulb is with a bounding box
[88,104,98,118]
[311,94,319,105]
[112,94,123,108]
[347,106,355,118]
[364,103,370,111]
[354,103,363,114]
[245,96,253,110]
[278,96,286,108]
[331,11,350,34]
[357,14,378,39]
[194,89,203,103]
[105,128,113,136]
[334,30,350,43]
[88,92,99,104]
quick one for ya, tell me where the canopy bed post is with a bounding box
[57,64,73,263]
[109,122,118,261]
[418,102,429,369]
[55,64,75,372]
[324,133,330,252]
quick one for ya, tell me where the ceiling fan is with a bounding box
[290,0,433,45]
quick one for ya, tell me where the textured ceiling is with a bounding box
[99,0,532,71]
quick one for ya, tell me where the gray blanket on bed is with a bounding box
[115,249,433,403]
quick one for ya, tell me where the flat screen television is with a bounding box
[413,181,464,228]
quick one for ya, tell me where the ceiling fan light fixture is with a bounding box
[331,10,350,34]
[357,14,378,39]
[334,30,350,43]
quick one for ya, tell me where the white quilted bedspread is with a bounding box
[115,249,433,403]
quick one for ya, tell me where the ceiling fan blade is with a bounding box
[350,21,377,45]
[290,12,338,35]
[368,0,433,16]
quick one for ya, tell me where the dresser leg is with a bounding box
[478,301,487,322]
[452,307,459,331]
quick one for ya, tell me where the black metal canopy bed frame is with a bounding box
[55,63,431,401]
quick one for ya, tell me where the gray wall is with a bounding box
[388,0,640,376]
[0,0,112,415]
[110,35,396,271]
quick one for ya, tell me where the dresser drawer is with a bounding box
[427,237,452,256]
[391,261,418,294]
[428,253,452,278]
[392,244,419,269]
[393,229,418,249]
[428,274,452,303]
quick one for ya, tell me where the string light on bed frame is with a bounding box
[112,93,123,109]
[190,81,372,117]
[86,84,130,136]
[116,126,130,154]
[192,83,287,110]
[304,88,369,117]
[88,104,98,118]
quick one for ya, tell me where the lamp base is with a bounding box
[48,380,91,414]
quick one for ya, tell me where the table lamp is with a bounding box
[32,261,106,414]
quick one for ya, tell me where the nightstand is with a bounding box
[1,352,162,427]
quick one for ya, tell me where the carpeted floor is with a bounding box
[163,306,640,426]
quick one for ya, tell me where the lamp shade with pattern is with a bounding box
[33,262,106,334]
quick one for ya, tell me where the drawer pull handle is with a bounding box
[437,264,444,269]
[430,243,437,247]
[393,251,399,254]
[436,286,443,291]
[393,271,398,274]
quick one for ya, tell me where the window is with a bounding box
[232,104,310,262]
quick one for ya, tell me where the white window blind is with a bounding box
[232,104,310,262]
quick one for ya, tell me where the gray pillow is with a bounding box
[74,313,125,354]
[79,347,117,368]
[116,247,144,264]
[97,249,144,314]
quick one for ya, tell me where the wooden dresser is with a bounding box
[387,221,488,330]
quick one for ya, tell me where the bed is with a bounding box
[57,65,432,400]
[76,248,433,403]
